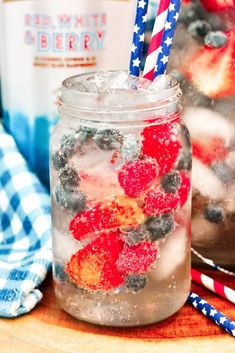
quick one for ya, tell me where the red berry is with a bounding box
[69,196,145,241]
[141,122,182,175]
[178,171,191,207]
[192,137,228,165]
[200,0,234,12]
[118,160,158,198]
[66,230,125,291]
[116,241,158,275]
[143,190,180,216]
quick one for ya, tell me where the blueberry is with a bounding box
[125,274,147,292]
[178,3,205,26]
[188,20,211,39]
[53,262,69,282]
[59,166,80,191]
[204,31,227,48]
[211,162,233,185]
[161,171,181,194]
[203,204,225,224]
[51,150,67,171]
[61,132,86,158]
[55,184,86,212]
[122,226,151,246]
[177,152,192,171]
[93,129,123,151]
[145,214,174,241]
[77,126,97,139]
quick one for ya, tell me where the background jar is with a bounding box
[50,71,192,326]
[166,1,235,266]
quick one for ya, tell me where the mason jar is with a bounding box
[167,1,235,266]
[50,71,191,326]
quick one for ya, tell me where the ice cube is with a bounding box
[192,158,226,200]
[53,229,83,264]
[192,214,219,245]
[153,227,187,280]
[94,71,129,93]
[149,75,176,92]
[183,107,234,144]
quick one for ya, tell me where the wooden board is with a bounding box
[1,269,235,353]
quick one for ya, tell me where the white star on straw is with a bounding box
[202,308,207,315]
[132,57,141,67]
[164,36,173,47]
[139,33,145,42]
[210,309,217,317]
[159,46,163,54]
[138,0,147,9]
[169,3,176,11]
[161,55,169,65]
[165,21,172,30]
[190,293,198,299]
[193,300,198,307]
[134,24,140,33]
[199,299,207,304]
[231,328,235,336]
[174,12,179,21]
[131,43,137,53]
[142,14,147,23]
[220,317,227,324]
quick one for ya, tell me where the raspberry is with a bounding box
[118,160,158,198]
[178,171,191,207]
[69,196,145,241]
[116,241,158,275]
[66,230,124,291]
[141,122,182,175]
[143,190,180,216]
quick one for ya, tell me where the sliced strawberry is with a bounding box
[118,160,158,198]
[200,0,234,12]
[186,30,235,98]
[116,241,158,275]
[192,137,228,165]
[66,230,124,291]
[141,122,182,175]
[69,195,145,241]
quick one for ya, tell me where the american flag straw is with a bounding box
[191,247,235,276]
[129,0,149,77]
[154,0,181,77]
[192,268,235,305]
[188,292,235,337]
[143,0,170,80]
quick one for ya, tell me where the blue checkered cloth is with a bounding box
[0,125,51,317]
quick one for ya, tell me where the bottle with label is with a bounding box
[1,0,136,186]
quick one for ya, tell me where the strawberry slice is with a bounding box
[69,195,145,241]
[200,0,234,12]
[192,137,228,165]
[186,30,235,98]
[66,230,124,291]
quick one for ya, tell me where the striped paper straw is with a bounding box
[129,0,149,76]
[192,269,235,305]
[188,292,235,337]
[143,0,170,81]
[191,247,235,277]
[154,0,181,78]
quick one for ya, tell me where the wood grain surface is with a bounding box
[1,269,235,353]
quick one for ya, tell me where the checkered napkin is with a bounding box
[0,125,51,317]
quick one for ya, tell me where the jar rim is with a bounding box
[60,71,181,123]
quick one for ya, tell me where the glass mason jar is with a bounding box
[50,71,191,326]
[168,1,235,266]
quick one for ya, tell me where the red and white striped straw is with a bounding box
[143,0,170,81]
[192,268,235,305]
